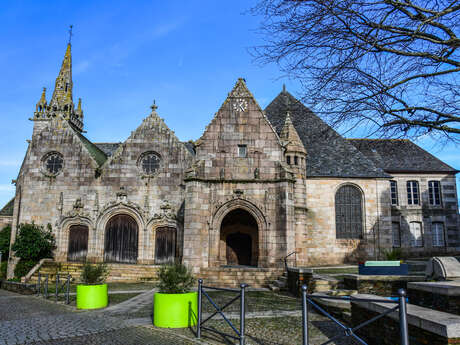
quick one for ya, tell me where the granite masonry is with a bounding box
[4,41,460,282]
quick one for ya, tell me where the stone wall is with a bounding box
[343,274,424,296]
[408,281,460,315]
[300,177,392,265]
[0,216,12,230]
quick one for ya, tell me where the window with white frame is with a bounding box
[409,222,423,247]
[428,181,442,206]
[432,222,445,247]
[407,181,420,205]
[390,181,398,206]
[392,222,401,247]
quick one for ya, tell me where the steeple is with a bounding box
[33,29,84,132]
[49,43,73,112]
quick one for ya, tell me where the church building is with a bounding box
[5,42,460,284]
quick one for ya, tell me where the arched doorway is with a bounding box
[155,227,177,264]
[67,225,88,262]
[220,209,258,266]
[104,214,138,264]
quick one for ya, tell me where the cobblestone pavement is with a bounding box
[0,289,360,345]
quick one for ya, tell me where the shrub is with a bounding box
[0,261,7,279]
[384,248,402,261]
[0,225,11,259]
[80,262,109,285]
[12,223,56,262]
[14,260,37,278]
[157,263,194,294]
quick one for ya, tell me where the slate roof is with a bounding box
[70,128,108,167]
[264,91,390,178]
[347,139,458,174]
[94,143,121,157]
[0,198,14,217]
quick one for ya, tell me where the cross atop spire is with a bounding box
[150,100,158,112]
[68,25,73,45]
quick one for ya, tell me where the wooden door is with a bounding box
[155,227,176,264]
[104,214,138,264]
[67,225,88,262]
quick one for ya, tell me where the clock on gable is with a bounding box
[232,98,248,112]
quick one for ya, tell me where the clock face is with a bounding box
[233,98,248,112]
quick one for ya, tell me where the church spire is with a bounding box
[49,42,73,110]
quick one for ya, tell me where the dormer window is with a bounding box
[238,145,247,158]
[286,156,291,165]
[294,156,298,165]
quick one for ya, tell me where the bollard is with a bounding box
[398,289,409,345]
[55,274,59,302]
[66,274,71,305]
[302,285,309,345]
[197,279,203,339]
[44,274,49,299]
[37,272,41,295]
[240,283,247,345]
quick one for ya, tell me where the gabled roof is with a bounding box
[264,90,390,178]
[0,198,14,217]
[70,127,108,167]
[94,143,121,157]
[347,139,458,174]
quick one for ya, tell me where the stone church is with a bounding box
[5,42,460,282]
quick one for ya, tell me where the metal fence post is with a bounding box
[197,279,203,339]
[398,289,409,345]
[55,274,59,302]
[44,274,49,299]
[66,274,71,305]
[240,283,247,345]
[37,272,41,295]
[302,285,309,345]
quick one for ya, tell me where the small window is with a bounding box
[286,156,291,165]
[432,222,445,247]
[238,145,247,158]
[390,181,398,206]
[428,181,442,206]
[409,222,423,247]
[138,151,161,175]
[294,156,298,165]
[407,181,419,205]
[42,152,64,176]
[392,222,401,247]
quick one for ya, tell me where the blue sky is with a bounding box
[0,0,458,209]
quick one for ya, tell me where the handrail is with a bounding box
[284,251,297,272]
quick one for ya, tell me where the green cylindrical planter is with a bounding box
[76,284,108,310]
[154,292,198,328]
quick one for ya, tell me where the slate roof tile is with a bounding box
[264,91,390,178]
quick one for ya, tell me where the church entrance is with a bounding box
[67,225,88,262]
[104,214,138,264]
[220,209,258,266]
[155,227,176,264]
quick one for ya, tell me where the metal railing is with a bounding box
[300,284,409,345]
[36,273,72,305]
[284,251,297,272]
[196,279,247,345]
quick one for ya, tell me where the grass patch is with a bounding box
[312,267,358,274]
[35,281,156,294]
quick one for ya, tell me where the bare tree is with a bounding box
[252,0,460,141]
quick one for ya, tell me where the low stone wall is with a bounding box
[199,267,283,288]
[1,280,36,295]
[343,274,424,296]
[408,281,460,315]
[287,267,313,296]
[351,294,460,345]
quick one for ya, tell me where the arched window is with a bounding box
[335,185,363,239]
